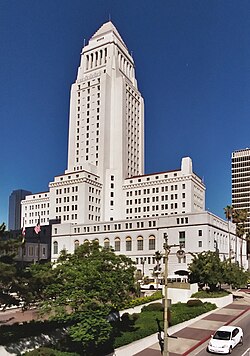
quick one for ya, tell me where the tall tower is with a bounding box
[9,189,32,230]
[66,21,144,180]
[232,148,250,233]
[47,22,145,224]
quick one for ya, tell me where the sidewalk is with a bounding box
[115,291,250,356]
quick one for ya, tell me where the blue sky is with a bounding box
[1,0,250,226]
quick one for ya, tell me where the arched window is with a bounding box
[114,237,120,251]
[126,236,132,251]
[104,238,110,249]
[137,236,143,251]
[53,241,58,255]
[149,235,156,250]
[74,240,80,251]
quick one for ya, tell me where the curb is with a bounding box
[181,306,250,356]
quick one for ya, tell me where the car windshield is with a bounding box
[213,331,231,341]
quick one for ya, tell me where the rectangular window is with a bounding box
[137,239,143,251]
[179,231,185,248]
[149,238,155,250]
[126,240,132,251]
[115,240,120,251]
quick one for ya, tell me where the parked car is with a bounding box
[207,326,243,354]
[140,279,163,290]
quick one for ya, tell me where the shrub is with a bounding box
[187,299,203,307]
[24,347,79,356]
[114,310,163,348]
[191,290,230,298]
[141,303,164,312]
[122,291,162,309]
[170,302,216,325]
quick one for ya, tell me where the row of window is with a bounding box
[126,203,180,214]
[55,214,78,221]
[18,245,47,258]
[135,255,187,265]
[126,194,185,204]
[232,177,250,183]
[126,185,186,197]
[24,203,49,210]
[56,196,78,204]
[52,234,205,256]
[27,218,49,225]
[56,186,78,195]
[66,220,157,235]
[55,205,78,213]
[53,235,156,255]
[26,211,49,217]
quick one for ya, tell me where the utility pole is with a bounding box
[163,232,180,356]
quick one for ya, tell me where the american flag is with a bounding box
[34,222,41,235]
[22,226,26,236]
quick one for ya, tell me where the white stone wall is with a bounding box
[51,211,247,273]
[21,192,50,227]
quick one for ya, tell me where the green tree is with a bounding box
[188,251,223,291]
[36,241,135,354]
[0,223,23,309]
[17,262,55,310]
[224,205,234,259]
[222,259,249,288]
[233,208,248,267]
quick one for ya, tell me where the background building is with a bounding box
[9,189,32,230]
[232,148,250,234]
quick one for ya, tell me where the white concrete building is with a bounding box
[21,21,247,274]
[22,192,50,226]
[51,211,242,275]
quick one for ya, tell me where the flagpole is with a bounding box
[34,216,41,263]
[38,215,40,263]
[21,217,25,269]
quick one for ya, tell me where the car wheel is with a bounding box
[239,336,243,345]
[206,346,211,353]
[149,285,155,290]
[228,346,232,354]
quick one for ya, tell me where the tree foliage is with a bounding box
[188,251,223,291]
[221,259,248,288]
[188,251,249,291]
[0,223,23,309]
[34,241,136,353]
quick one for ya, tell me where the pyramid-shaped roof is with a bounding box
[91,21,127,48]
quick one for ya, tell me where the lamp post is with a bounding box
[163,232,180,356]
[142,257,146,278]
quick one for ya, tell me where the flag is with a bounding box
[22,226,26,236]
[21,226,26,244]
[34,222,41,235]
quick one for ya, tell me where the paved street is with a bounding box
[116,291,250,356]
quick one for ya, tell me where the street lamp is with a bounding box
[142,257,146,278]
[163,232,180,356]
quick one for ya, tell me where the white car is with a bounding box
[140,282,163,290]
[207,326,243,354]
